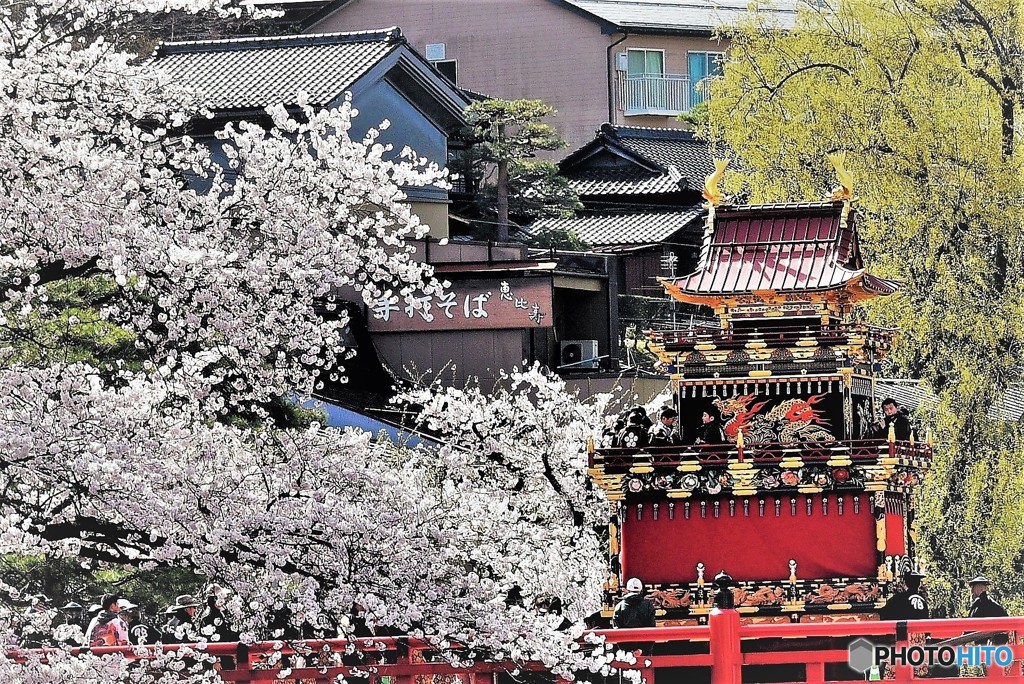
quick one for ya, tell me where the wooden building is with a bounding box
[588,171,933,623]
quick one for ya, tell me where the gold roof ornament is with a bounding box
[827,151,854,201]
[702,159,730,206]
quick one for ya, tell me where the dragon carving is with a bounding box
[735,586,786,606]
[712,394,835,444]
[713,394,770,442]
[805,583,880,604]
[648,588,692,609]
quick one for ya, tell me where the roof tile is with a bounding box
[567,169,682,195]
[531,208,704,247]
[613,128,717,181]
[670,202,899,294]
[562,0,799,32]
[561,125,716,196]
[150,28,402,110]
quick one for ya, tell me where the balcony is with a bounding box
[618,73,693,116]
[588,439,933,500]
[645,322,896,376]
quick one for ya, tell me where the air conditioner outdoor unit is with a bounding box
[560,339,600,370]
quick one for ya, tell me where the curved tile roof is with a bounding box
[150,28,402,110]
[560,125,716,197]
[667,201,899,296]
[612,127,718,179]
[532,208,704,247]
[567,169,682,195]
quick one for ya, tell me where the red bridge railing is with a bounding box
[594,612,1024,684]
[11,611,1024,683]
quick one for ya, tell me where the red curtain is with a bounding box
[620,494,876,583]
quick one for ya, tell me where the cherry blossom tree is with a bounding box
[0,0,610,680]
[0,365,611,680]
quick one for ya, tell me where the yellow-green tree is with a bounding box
[706,0,1024,615]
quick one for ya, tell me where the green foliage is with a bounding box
[504,160,582,219]
[463,98,578,241]
[3,276,139,370]
[1,555,203,618]
[678,99,709,128]
[470,159,582,241]
[526,225,590,251]
[464,98,568,163]
[707,0,1024,615]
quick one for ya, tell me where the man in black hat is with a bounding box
[879,571,929,620]
[616,410,650,450]
[961,575,1010,669]
[54,601,85,647]
[161,594,202,644]
[967,576,1008,619]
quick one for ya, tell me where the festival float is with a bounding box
[588,157,933,626]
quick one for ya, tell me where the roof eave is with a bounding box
[543,0,620,34]
[299,0,357,31]
[559,135,665,173]
[615,23,716,36]
[383,48,473,129]
[661,273,901,305]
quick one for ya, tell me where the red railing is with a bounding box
[13,637,552,683]
[12,612,1024,682]
[595,612,1024,684]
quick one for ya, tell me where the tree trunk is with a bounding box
[497,157,509,242]
[1000,90,1014,160]
[496,121,509,242]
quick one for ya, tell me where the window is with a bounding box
[688,52,725,107]
[424,43,446,61]
[625,49,667,111]
[626,48,665,78]
[432,59,457,84]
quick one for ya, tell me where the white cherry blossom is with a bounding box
[0,1,612,680]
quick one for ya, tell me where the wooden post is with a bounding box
[233,643,250,683]
[710,608,741,684]
[893,622,912,684]
[391,642,414,684]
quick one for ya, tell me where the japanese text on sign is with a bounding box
[367,278,552,333]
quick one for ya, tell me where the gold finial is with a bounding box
[587,436,595,455]
[826,151,853,201]
[887,423,896,443]
[926,428,933,448]
[909,430,915,446]
[736,429,744,448]
[702,159,729,206]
